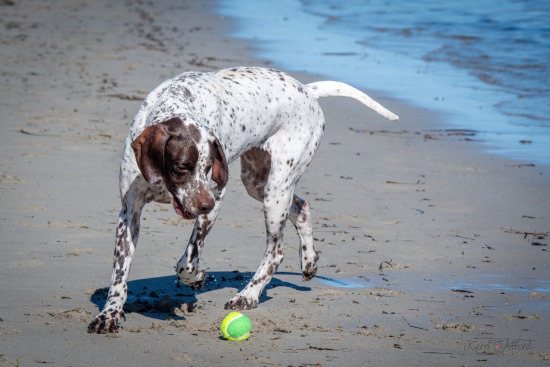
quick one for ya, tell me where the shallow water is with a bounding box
[316,273,550,313]
[317,273,550,293]
[217,0,550,166]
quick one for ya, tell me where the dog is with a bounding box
[88,67,398,333]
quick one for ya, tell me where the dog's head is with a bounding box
[131,117,228,219]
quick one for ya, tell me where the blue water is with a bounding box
[217,0,550,167]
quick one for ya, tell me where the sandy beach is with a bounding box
[1,0,549,366]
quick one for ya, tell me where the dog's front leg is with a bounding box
[225,188,292,310]
[88,198,145,333]
[177,188,225,289]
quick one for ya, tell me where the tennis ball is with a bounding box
[221,312,252,341]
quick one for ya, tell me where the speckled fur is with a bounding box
[88,67,398,333]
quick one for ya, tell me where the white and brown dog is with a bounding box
[88,67,398,333]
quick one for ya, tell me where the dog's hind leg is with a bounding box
[288,195,319,281]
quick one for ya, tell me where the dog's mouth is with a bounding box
[172,197,197,220]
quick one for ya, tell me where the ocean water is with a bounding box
[217,0,550,166]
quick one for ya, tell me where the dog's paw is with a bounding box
[302,250,320,281]
[302,261,318,281]
[178,269,206,290]
[187,278,205,290]
[87,310,125,334]
[224,295,258,310]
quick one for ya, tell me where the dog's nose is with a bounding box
[197,196,215,214]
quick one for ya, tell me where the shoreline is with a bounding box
[0,0,549,366]
[217,0,550,169]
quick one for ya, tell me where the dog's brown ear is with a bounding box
[210,138,228,190]
[131,118,184,185]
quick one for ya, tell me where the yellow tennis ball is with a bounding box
[221,312,252,341]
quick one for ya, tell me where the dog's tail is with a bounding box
[306,81,399,121]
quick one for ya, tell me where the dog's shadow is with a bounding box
[89,271,311,321]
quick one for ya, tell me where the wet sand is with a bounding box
[0,0,549,365]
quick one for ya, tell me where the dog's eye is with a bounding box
[172,163,193,174]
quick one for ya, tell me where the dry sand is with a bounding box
[1,0,549,366]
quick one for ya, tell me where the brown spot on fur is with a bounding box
[267,263,277,276]
[240,147,271,201]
